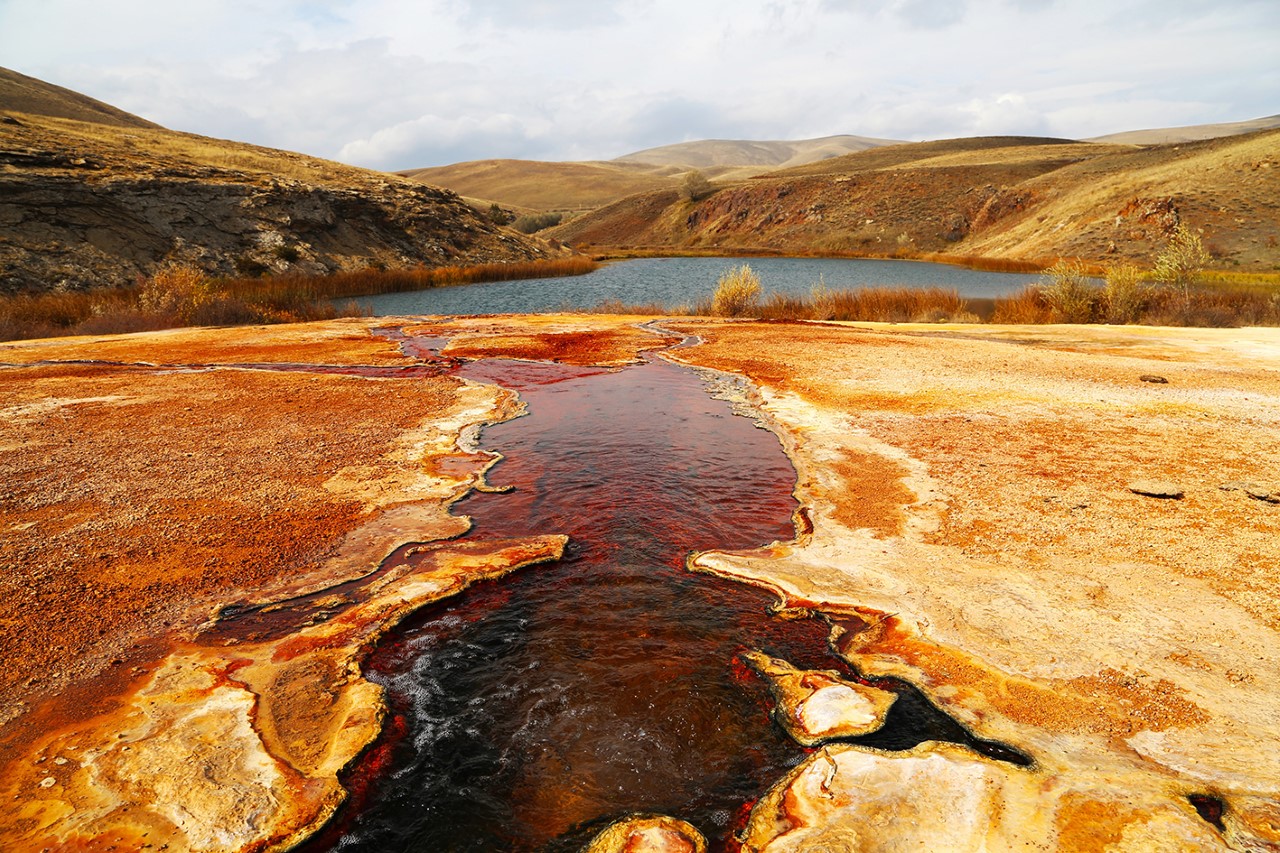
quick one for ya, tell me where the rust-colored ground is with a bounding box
[0,324,463,748]
[3,314,1278,852]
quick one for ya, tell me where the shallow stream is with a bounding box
[304,333,1023,851]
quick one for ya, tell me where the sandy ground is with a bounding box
[1,314,1278,851]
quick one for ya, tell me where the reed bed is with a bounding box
[0,257,599,342]
[993,282,1280,327]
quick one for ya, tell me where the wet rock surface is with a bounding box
[742,651,896,746]
[2,315,1279,851]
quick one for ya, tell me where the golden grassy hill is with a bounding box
[550,132,1280,272]
[402,136,904,215]
[1087,114,1280,145]
[0,110,555,292]
[0,66,161,129]
[399,158,679,214]
[614,134,901,170]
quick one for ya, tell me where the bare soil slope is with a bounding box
[0,65,160,129]
[551,132,1280,271]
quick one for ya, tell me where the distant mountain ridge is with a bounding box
[0,66,160,129]
[613,134,903,170]
[1086,114,1280,145]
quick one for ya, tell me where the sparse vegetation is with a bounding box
[1153,224,1210,306]
[511,212,564,234]
[1103,263,1150,324]
[680,169,714,202]
[487,203,511,225]
[711,264,762,317]
[1040,259,1098,323]
[0,257,599,342]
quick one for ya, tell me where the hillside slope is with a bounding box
[0,66,160,129]
[0,111,556,293]
[399,158,678,214]
[1088,114,1280,145]
[614,134,901,170]
[551,132,1280,271]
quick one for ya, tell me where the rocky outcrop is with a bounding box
[0,113,554,293]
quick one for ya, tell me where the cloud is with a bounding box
[3,0,1277,168]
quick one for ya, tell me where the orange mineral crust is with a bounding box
[407,313,678,366]
[668,318,1280,849]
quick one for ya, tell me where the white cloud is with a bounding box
[1,0,1276,168]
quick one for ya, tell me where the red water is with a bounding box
[300,342,1027,852]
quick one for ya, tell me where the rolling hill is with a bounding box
[613,134,901,170]
[0,66,161,129]
[1087,114,1280,145]
[400,135,903,215]
[550,131,1280,272]
[398,158,679,215]
[0,72,556,293]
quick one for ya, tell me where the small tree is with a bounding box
[711,264,761,317]
[680,169,713,202]
[1040,259,1098,323]
[1153,224,1209,306]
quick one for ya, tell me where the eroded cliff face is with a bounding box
[0,113,553,293]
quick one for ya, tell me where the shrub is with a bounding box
[1040,259,1099,323]
[138,263,215,323]
[511,212,563,234]
[992,286,1052,324]
[1154,224,1210,306]
[1103,263,1150,324]
[711,264,762,317]
[487,203,511,225]
[681,169,713,202]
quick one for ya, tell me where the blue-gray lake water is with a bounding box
[351,256,1041,316]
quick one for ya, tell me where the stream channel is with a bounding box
[305,330,1025,851]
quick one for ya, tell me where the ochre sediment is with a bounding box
[0,318,582,852]
[1,536,565,852]
[584,815,709,853]
[4,314,1279,851]
[665,318,1280,849]
[742,650,896,747]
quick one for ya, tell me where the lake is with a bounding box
[352,256,1042,316]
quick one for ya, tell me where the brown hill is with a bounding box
[0,111,556,293]
[399,158,678,214]
[1087,114,1280,145]
[0,66,161,129]
[614,134,901,170]
[550,132,1280,272]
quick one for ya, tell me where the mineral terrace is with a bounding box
[1,314,1278,851]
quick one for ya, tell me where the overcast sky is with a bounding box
[2,0,1276,170]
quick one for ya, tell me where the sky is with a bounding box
[1,0,1277,170]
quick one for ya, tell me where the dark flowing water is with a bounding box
[352,256,1041,316]
[307,341,1026,852]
